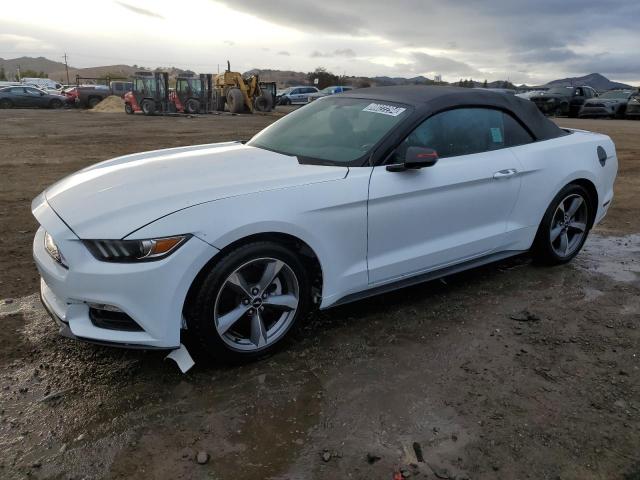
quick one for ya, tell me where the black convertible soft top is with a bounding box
[342,85,566,141]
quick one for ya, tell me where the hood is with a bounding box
[584,97,623,105]
[44,142,348,239]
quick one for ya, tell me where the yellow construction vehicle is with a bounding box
[212,61,276,114]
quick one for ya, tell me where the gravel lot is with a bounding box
[0,110,638,480]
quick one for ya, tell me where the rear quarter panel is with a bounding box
[506,130,617,249]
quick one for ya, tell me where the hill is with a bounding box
[545,73,632,90]
[0,56,68,79]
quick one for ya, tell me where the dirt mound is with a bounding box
[90,95,124,112]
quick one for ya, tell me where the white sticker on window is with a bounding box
[490,127,503,143]
[362,103,406,117]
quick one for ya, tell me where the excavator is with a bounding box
[212,61,275,113]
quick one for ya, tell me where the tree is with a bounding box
[307,67,339,90]
[0,67,6,81]
[20,69,48,78]
[482,79,488,88]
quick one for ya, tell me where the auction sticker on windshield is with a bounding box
[362,103,407,117]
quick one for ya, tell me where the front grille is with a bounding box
[89,307,143,331]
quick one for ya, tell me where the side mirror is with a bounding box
[387,147,439,172]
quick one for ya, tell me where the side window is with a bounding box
[393,108,534,162]
[290,88,300,95]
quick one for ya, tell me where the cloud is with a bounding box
[277,50,290,56]
[114,1,164,19]
[215,0,640,83]
[401,52,480,77]
[311,48,357,58]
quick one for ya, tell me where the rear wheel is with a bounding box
[141,99,156,116]
[254,93,273,112]
[532,184,592,265]
[186,241,311,363]
[227,88,245,114]
[0,98,13,109]
[185,98,200,114]
[88,97,101,109]
[124,103,134,114]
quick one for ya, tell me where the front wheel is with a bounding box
[186,241,311,363]
[124,103,134,114]
[49,99,63,109]
[0,98,13,109]
[185,99,200,114]
[531,184,592,265]
[141,99,156,116]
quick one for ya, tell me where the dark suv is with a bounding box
[530,86,598,117]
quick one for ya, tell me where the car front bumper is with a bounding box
[33,198,218,349]
[579,105,616,117]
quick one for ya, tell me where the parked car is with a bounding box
[625,91,640,119]
[33,86,617,362]
[276,86,319,105]
[21,78,64,92]
[0,85,67,109]
[579,90,637,118]
[307,85,353,102]
[530,86,598,117]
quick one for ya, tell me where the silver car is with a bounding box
[307,85,353,102]
[277,86,319,105]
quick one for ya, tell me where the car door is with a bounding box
[288,88,302,103]
[24,87,48,107]
[367,107,523,284]
[8,87,28,106]
[570,87,586,113]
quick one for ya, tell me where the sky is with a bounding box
[1,0,639,85]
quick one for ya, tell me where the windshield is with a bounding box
[547,87,572,95]
[248,97,412,165]
[599,90,631,99]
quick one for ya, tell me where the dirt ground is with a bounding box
[0,110,638,480]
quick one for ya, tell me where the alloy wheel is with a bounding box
[549,193,588,257]
[214,257,300,351]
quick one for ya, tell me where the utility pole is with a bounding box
[16,64,21,81]
[63,53,70,85]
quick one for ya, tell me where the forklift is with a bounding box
[171,73,213,114]
[124,71,170,115]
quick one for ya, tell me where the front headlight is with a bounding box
[83,235,190,263]
[44,231,67,267]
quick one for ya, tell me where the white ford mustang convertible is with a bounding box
[33,86,617,361]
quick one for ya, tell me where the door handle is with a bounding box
[493,168,518,179]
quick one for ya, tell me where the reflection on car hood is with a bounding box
[44,142,348,239]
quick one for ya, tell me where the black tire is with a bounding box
[531,184,593,265]
[226,88,245,114]
[49,99,63,109]
[557,102,569,116]
[254,93,273,112]
[88,97,101,109]
[0,98,13,109]
[124,103,134,114]
[185,98,200,114]
[141,99,156,116]
[279,96,291,106]
[186,241,311,363]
